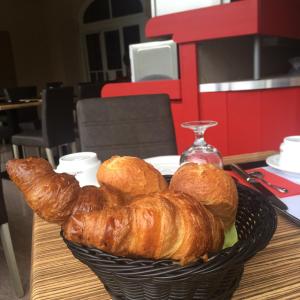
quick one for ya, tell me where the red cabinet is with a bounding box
[102,0,300,155]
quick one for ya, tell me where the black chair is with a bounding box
[3,86,40,131]
[46,82,63,89]
[3,86,37,102]
[78,82,104,99]
[76,94,177,161]
[0,111,15,141]
[11,87,76,168]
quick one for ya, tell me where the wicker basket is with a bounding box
[62,184,277,300]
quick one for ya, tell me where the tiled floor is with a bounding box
[0,145,34,300]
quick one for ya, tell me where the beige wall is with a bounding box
[0,0,52,91]
[0,0,151,92]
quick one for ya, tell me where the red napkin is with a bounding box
[228,168,300,198]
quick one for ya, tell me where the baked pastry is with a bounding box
[63,191,224,265]
[97,156,168,200]
[6,157,80,224]
[6,157,125,224]
[169,163,238,230]
[72,185,124,215]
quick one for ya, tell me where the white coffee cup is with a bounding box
[279,136,300,172]
[56,152,101,187]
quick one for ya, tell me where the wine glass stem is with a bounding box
[193,130,206,147]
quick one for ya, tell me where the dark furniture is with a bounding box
[0,111,14,141]
[76,94,177,161]
[78,82,103,99]
[11,87,76,168]
[3,86,40,131]
[46,82,63,89]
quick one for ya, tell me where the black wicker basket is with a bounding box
[62,184,277,300]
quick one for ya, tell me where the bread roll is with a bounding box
[169,163,238,230]
[97,156,168,200]
[63,191,224,265]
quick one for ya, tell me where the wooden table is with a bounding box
[0,99,41,111]
[30,151,300,300]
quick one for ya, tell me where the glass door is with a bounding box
[85,24,141,82]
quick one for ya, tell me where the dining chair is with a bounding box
[0,178,24,298]
[3,86,40,131]
[0,111,15,142]
[78,82,104,99]
[11,87,76,168]
[46,82,63,89]
[76,94,177,161]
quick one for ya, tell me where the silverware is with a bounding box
[249,171,288,193]
[230,164,288,210]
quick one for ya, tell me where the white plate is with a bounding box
[266,154,300,175]
[144,155,180,175]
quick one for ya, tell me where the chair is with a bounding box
[76,94,177,161]
[11,87,76,168]
[3,86,40,130]
[78,82,104,99]
[0,178,24,298]
[46,82,63,89]
[0,111,15,141]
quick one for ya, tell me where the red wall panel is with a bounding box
[199,92,229,156]
[227,91,261,155]
[260,88,300,151]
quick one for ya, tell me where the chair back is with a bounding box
[4,86,37,102]
[41,87,75,147]
[78,82,103,99]
[76,94,177,161]
[0,111,15,139]
[4,86,40,129]
[46,82,63,89]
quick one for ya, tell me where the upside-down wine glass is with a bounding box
[180,120,223,168]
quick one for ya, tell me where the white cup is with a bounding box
[279,136,300,172]
[56,152,101,187]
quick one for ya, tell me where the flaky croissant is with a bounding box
[6,157,124,224]
[63,191,224,265]
[6,157,81,224]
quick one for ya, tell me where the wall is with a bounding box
[0,0,152,93]
[0,0,52,91]
[0,31,16,88]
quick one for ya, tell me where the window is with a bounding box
[84,0,110,23]
[82,0,147,82]
[84,0,143,24]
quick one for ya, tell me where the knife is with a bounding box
[230,164,288,210]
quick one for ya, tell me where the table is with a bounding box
[0,99,41,111]
[30,151,300,300]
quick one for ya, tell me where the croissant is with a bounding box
[6,157,124,224]
[72,185,124,215]
[63,191,224,265]
[6,157,80,224]
[97,156,168,200]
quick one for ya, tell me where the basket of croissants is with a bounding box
[6,155,277,300]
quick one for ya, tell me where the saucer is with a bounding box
[266,154,300,175]
[144,155,180,175]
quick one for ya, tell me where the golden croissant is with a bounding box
[6,157,123,224]
[63,191,224,265]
